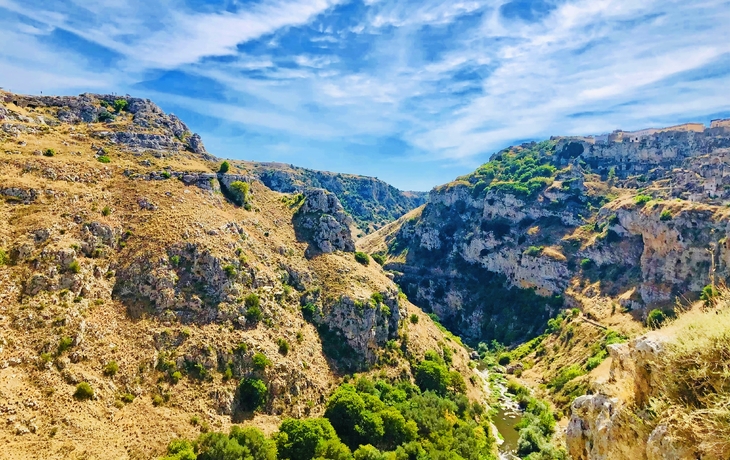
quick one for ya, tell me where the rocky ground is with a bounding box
[0,91,478,459]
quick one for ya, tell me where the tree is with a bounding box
[229,181,250,207]
[324,386,367,449]
[219,161,230,173]
[229,426,277,460]
[238,378,268,411]
[414,361,450,395]
[276,418,340,460]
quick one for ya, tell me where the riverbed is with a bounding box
[476,368,523,459]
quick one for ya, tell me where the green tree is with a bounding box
[414,360,450,395]
[229,426,277,460]
[276,418,340,460]
[238,378,268,412]
[219,161,230,174]
[229,181,250,207]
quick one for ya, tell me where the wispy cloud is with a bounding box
[0,0,729,190]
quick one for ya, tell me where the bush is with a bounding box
[101,205,111,216]
[0,249,9,265]
[547,364,584,391]
[409,314,419,324]
[74,382,94,400]
[497,353,512,365]
[245,293,263,322]
[68,260,81,274]
[252,353,271,371]
[97,155,111,163]
[354,444,383,460]
[238,377,268,412]
[58,336,74,354]
[170,255,180,266]
[660,210,672,221]
[276,418,339,460]
[44,148,55,157]
[229,181,250,207]
[113,99,128,112]
[161,171,171,179]
[371,254,386,266]
[278,338,290,356]
[414,360,450,395]
[98,110,114,122]
[700,284,719,306]
[301,303,316,321]
[646,309,667,329]
[355,252,370,266]
[219,161,230,174]
[103,361,119,376]
[580,258,593,270]
[223,264,237,278]
[634,194,652,206]
[524,246,543,257]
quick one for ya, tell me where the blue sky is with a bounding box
[1,0,729,191]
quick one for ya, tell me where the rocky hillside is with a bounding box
[233,161,427,235]
[362,124,730,345]
[0,91,481,459]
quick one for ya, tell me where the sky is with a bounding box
[1,0,730,191]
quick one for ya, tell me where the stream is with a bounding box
[476,368,523,459]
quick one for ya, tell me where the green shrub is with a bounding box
[354,444,383,460]
[548,364,584,391]
[101,205,111,216]
[170,371,182,384]
[278,338,290,356]
[524,246,543,257]
[58,336,73,354]
[301,303,316,321]
[659,209,672,221]
[245,293,262,322]
[646,309,667,329]
[74,382,94,400]
[44,148,55,157]
[219,161,230,174]
[113,99,128,112]
[497,353,512,366]
[0,249,9,265]
[252,353,271,371]
[120,393,135,404]
[355,252,370,266]
[98,110,114,122]
[276,418,339,460]
[103,361,119,376]
[229,181,250,207]
[409,314,419,324]
[68,260,81,274]
[161,438,195,460]
[414,360,450,395]
[580,258,593,270]
[223,264,237,278]
[371,254,386,266]
[170,255,180,266]
[700,284,719,306]
[634,194,652,206]
[161,170,171,179]
[238,378,268,412]
[97,155,111,163]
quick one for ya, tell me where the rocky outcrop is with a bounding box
[566,334,700,460]
[294,188,355,254]
[1,92,210,158]
[244,161,427,233]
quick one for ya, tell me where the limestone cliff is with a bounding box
[369,126,730,344]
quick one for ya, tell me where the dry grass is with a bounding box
[647,298,730,458]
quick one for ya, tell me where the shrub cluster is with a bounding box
[161,360,494,460]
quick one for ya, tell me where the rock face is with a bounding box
[566,336,696,460]
[2,92,213,159]
[294,188,356,254]
[242,161,427,233]
[377,129,730,344]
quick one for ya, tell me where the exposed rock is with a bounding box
[294,188,355,254]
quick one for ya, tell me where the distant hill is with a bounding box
[235,161,427,235]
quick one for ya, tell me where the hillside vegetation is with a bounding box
[0,91,483,459]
